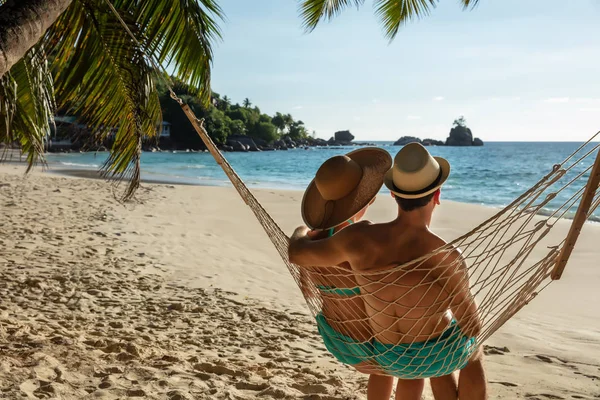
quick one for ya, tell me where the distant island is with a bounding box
[394,117,484,147]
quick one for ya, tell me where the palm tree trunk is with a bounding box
[0,0,73,78]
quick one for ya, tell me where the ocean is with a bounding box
[46,141,600,220]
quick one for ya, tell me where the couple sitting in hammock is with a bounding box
[289,144,488,400]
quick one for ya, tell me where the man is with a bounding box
[289,143,487,400]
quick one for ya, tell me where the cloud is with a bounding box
[292,105,303,110]
[544,97,570,103]
[579,107,600,112]
[574,97,600,104]
[433,96,445,102]
[406,115,421,120]
[372,98,380,104]
[488,96,521,102]
[353,116,362,121]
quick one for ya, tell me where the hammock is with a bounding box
[104,1,600,379]
[183,104,600,378]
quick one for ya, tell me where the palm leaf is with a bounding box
[373,0,437,41]
[116,0,223,104]
[46,0,223,199]
[299,0,365,33]
[300,0,480,40]
[0,45,54,170]
[47,0,159,200]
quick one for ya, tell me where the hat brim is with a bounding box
[301,147,392,230]
[383,157,450,199]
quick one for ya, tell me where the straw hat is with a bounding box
[384,142,450,199]
[302,147,392,230]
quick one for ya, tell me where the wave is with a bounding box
[59,162,99,168]
[531,207,600,223]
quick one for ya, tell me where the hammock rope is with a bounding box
[103,0,600,379]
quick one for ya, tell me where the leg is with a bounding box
[395,378,424,400]
[367,374,395,400]
[430,373,458,400]
[458,347,487,400]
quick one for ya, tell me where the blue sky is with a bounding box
[209,1,600,142]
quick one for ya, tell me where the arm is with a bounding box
[435,249,481,338]
[288,225,352,267]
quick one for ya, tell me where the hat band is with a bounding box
[393,169,443,196]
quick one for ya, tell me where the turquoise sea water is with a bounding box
[46,142,600,219]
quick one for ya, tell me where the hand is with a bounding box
[291,225,311,242]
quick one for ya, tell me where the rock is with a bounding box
[283,136,296,148]
[273,140,288,150]
[473,137,484,146]
[228,135,261,151]
[334,130,354,143]
[226,140,248,152]
[393,136,422,146]
[311,138,328,147]
[422,138,445,146]
[445,125,473,146]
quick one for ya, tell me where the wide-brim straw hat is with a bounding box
[302,147,392,230]
[384,142,450,199]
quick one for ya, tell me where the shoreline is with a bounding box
[22,161,600,224]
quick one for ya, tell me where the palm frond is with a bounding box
[117,0,224,104]
[300,0,480,41]
[47,0,160,200]
[461,0,481,10]
[373,0,438,41]
[300,0,365,33]
[44,0,223,199]
[0,46,54,170]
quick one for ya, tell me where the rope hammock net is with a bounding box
[103,0,600,379]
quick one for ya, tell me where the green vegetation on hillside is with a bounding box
[159,80,310,149]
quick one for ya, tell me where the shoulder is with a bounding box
[425,231,465,275]
[328,220,375,253]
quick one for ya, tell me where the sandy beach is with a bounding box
[1,163,599,399]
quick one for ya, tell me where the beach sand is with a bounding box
[0,163,599,399]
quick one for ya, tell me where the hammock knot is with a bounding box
[169,90,183,105]
[544,192,557,202]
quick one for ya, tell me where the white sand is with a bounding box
[0,164,598,399]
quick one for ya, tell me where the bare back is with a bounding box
[347,221,460,344]
[302,231,372,341]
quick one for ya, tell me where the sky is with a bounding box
[209,0,600,142]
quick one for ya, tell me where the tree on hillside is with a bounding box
[288,120,308,140]
[248,122,278,143]
[219,95,231,111]
[243,98,252,108]
[227,107,259,127]
[453,116,467,128]
[228,119,246,136]
[0,0,223,199]
[283,113,294,133]
[272,112,286,135]
[299,0,480,41]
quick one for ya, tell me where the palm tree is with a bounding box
[243,98,252,108]
[283,113,294,134]
[271,112,286,135]
[299,0,480,41]
[221,95,231,111]
[0,0,223,199]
